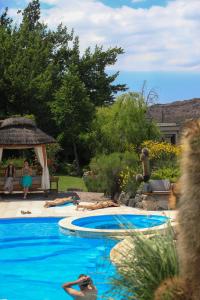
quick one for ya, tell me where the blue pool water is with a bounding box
[72,214,168,230]
[0,218,116,300]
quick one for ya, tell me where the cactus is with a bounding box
[154,120,200,300]
[154,277,192,300]
[178,120,200,300]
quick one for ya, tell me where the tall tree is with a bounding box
[0,0,127,164]
[51,66,94,173]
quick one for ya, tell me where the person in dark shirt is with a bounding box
[4,161,16,193]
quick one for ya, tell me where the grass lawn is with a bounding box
[56,175,87,192]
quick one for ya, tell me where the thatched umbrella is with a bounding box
[0,117,55,146]
[0,117,56,190]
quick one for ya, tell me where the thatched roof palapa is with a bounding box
[0,117,55,146]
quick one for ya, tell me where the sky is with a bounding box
[1,0,200,103]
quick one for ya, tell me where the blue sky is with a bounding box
[1,0,200,103]
[101,0,168,9]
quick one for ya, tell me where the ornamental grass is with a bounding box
[110,225,179,300]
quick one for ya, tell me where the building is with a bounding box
[157,123,180,144]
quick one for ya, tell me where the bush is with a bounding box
[46,143,62,174]
[152,166,180,183]
[110,226,179,300]
[57,162,81,176]
[120,167,140,194]
[83,171,105,193]
[83,151,139,198]
[142,140,181,169]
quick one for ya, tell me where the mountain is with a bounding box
[148,98,200,124]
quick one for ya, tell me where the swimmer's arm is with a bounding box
[62,286,83,297]
[62,278,85,297]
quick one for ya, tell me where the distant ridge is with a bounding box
[148,98,200,124]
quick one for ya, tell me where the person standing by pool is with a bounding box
[62,274,97,299]
[4,161,16,194]
[21,160,32,199]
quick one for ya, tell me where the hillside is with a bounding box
[148,98,200,124]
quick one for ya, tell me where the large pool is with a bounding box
[72,214,168,230]
[0,218,116,300]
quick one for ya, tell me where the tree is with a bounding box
[0,0,127,165]
[79,46,127,106]
[22,0,40,30]
[87,92,160,154]
[51,66,94,174]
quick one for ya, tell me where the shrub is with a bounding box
[84,152,139,198]
[83,171,105,193]
[142,140,181,169]
[152,166,180,183]
[46,143,62,175]
[46,143,62,162]
[120,167,140,195]
[57,162,77,176]
[110,226,179,300]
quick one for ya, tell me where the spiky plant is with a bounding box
[177,120,200,300]
[110,225,179,300]
[154,277,192,300]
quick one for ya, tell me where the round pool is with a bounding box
[72,214,168,230]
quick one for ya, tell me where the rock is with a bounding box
[142,199,159,210]
[141,194,169,210]
[135,201,144,209]
[128,198,136,207]
[118,192,132,206]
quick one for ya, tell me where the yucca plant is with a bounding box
[110,225,179,300]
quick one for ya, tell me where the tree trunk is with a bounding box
[72,141,81,175]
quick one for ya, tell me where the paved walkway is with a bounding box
[0,192,177,219]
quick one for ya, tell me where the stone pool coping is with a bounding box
[0,197,177,220]
[59,211,176,238]
[110,219,177,265]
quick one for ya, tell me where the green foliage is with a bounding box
[152,166,180,183]
[51,66,94,141]
[111,227,179,300]
[142,140,181,170]
[87,92,160,155]
[120,167,140,195]
[0,158,25,168]
[51,66,95,173]
[46,143,62,161]
[0,0,126,165]
[83,151,139,197]
[57,162,80,176]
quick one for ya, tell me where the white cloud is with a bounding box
[9,0,200,72]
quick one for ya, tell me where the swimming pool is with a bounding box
[71,214,168,230]
[0,218,116,300]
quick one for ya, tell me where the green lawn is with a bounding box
[56,175,87,192]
